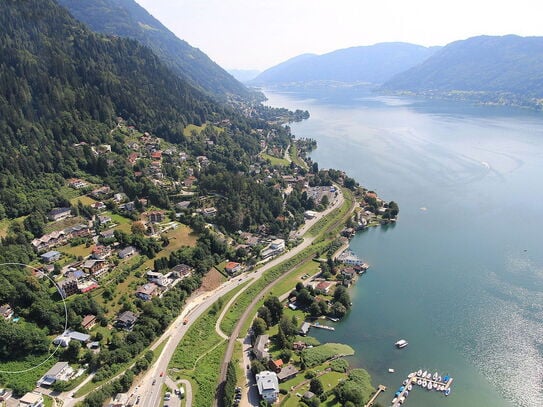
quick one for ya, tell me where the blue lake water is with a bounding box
[265,86,543,407]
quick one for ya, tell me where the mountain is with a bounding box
[227,69,261,83]
[251,44,439,85]
[383,35,543,104]
[0,0,222,218]
[57,0,250,100]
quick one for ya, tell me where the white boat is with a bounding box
[417,369,423,377]
[433,372,438,380]
[444,388,451,396]
[426,372,432,379]
[395,339,408,348]
[422,370,427,378]
[422,380,427,388]
[399,396,405,404]
[438,376,442,383]
[417,379,422,386]
[392,397,398,403]
[408,372,415,378]
[403,380,408,386]
[404,390,409,397]
[388,368,395,373]
[407,384,412,391]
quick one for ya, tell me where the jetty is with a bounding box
[364,384,386,407]
[309,322,335,331]
[391,370,454,406]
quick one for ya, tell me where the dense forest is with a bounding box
[57,0,252,100]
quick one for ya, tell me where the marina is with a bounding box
[309,322,335,331]
[391,370,453,406]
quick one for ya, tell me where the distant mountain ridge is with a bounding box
[383,35,543,107]
[58,0,250,100]
[252,43,439,85]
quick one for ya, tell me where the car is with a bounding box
[152,379,156,385]
[160,371,164,377]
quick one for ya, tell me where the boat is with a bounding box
[398,396,405,404]
[407,384,412,391]
[422,370,427,378]
[403,380,408,386]
[404,390,409,396]
[417,379,422,386]
[408,372,415,379]
[444,388,451,396]
[426,372,432,379]
[392,397,398,403]
[388,368,395,373]
[417,369,423,377]
[443,375,450,382]
[433,372,438,380]
[438,376,442,383]
[422,380,427,388]
[395,339,408,348]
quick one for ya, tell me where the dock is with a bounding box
[391,370,454,407]
[364,384,386,407]
[309,322,335,331]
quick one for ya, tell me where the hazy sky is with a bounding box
[136,0,543,71]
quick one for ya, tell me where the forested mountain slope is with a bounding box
[383,35,543,107]
[0,0,220,217]
[57,0,251,100]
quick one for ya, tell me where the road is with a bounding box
[58,188,344,407]
[215,190,346,407]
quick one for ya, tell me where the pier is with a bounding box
[309,322,335,331]
[391,370,453,407]
[364,384,386,407]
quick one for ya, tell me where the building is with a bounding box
[315,281,333,294]
[82,259,109,278]
[146,271,171,287]
[40,251,61,263]
[146,211,164,223]
[171,263,193,278]
[0,304,14,320]
[261,238,285,259]
[116,311,138,330]
[109,393,129,407]
[91,245,112,260]
[255,371,279,404]
[68,178,88,189]
[277,364,300,382]
[53,331,91,347]
[253,334,269,361]
[202,207,217,217]
[48,207,71,221]
[38,362,74,386]
[118,246,137,259]
[304,210,318,219]
[268,359,283,373]
[299,322,311,336]
[81,315,97,330]
[18,392,44,407]
[59,278,79,298]
[31,230,68,252]
[136,283,159,301]
[337,250,364,266]
[224,261,241,275]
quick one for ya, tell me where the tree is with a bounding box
[263,296,283,325]
[309,301,322,318]
[131,221,145,236]
[333,285,351,308]
[64,340,82,363]
[257,306,272,327]
[279,315,297,338]
[252,317,267,337]
[310,378,324,395]
[331,302,347,318]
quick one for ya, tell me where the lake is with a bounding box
[265,86,543,407]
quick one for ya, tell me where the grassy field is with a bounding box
[289,144,308,169]
[58,243,93,259]
[0,218,10,238]
[43,216,87,234]
[0,356,56,397]
[70,195,97,206]
[308,188,354,239]
[160,224,197,254]
[260,152,289,166]
[182,123,223,138]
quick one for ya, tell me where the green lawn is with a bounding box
[70,195,97,206]
[58,243,93,259]
[43,216,87,234]
[260,152,289,166]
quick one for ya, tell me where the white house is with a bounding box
[18,392,43,407]
[38,362,74,386]
[256,371,279,403]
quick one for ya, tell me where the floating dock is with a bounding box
[391,370,453,406]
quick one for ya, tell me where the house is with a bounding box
[118,246,137,259]
[100,229,116,240]
[277,364,299,382]
[255,371,279,404]
[113,193,127,203]
[59,278,79,298]
[224,261,241,275]
[91,245,112,260]
[38,362,74,386]
[81,315,97,330]
[315,281,333,294]
[337,250,364,266]
[202,207,217,217]
[40,250,61,263]
[66,224,92,238]
[68,178,88,189]
[0,388,12,402]
[90,186,112,199]
[116,311,138,330]
[340,267,357,283]
[32,230,68,252]
[98,215,112,225]
[253,334,269,361]
[303,391,316,401]
[0,304,14,320]
[299,322,311,336]
[150,151,162,160]
[171,263,193,278]
[293,341,307,351]
[91,201,107,211]
[136,283,159,301]
[304,210,318,219]
[261,238,285,259]
[175,201,191,211]
[18,392,44,407]
[53,330,90,347]
[119,201,135,211]
[268,359,283,373]
[48,207,72,221]
[82,259,109,278]
[109,393,129,407]
[146,271,170,287]
[78,280,99,294]
[146,211,164,223]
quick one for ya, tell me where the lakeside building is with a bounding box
[37,362,74,387]
[256,371,279,404]
[253,334,270,361]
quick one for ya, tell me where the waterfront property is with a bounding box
[256,370,279,403]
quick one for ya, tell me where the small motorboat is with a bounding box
[407,384,413,391]
[388,368,395,373]
[433,372,438,380]
[392,397,398,403]
[445,388,451,396]
[422,370,428,378]
[417,379,422,386]
[408,372,415,378]
[395,339,408,348]
[422,380,427,388]
[403,380,408,386]
[417,369,423,377]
